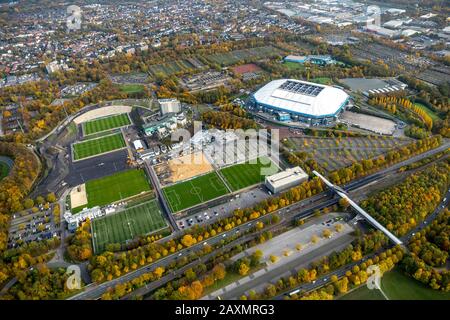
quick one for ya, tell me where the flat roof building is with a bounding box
[265,166,308,194]
[159,98,181,115]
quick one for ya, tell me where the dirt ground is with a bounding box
[70,184,88,208]
[156,152,214,185]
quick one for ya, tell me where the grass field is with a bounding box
[340,268,450,300]
[83,113,131,136]
[92,199,166,253]
[119,84,145,94]
[414,102,441,122]
[72,132,126,160]
[72,169,151,212]
[219,157,278,191]
[163,172,229,212]
[380,268,450,300]
[283,61,305,70]
[0,161,10,180]
[311,77,332,85]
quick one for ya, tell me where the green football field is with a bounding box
[92,199,167,253]
[72,169,151,212]
[72,132,126,160]
[82,113,131,136]
[163,172,229,212]
[219,157,278,191]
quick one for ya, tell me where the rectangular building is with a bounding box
[159,98,181,115]
[265,166,308,193]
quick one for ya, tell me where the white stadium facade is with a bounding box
[250,79,350,125]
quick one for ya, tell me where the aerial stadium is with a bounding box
[250,79,350,125]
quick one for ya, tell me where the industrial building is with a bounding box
[265,166,309,194]
[142,112,187,137]
[250,79,350,125]
[159,98,181,115]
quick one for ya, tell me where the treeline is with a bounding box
[2,264,74,300]
[0,78,146,142]
[242,231,395,299]
[327,136,442,186]
[201,110,258,130]
[66,220,93,261]
[368,95,433,131]
[362,161,449,237]
[290,246,404,300]
[0,142,40,251]
[398,75,449,113]
[400,209,450,291]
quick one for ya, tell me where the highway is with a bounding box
[272,188,450,300]
[66,141,449,300]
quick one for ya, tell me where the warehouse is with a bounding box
[251,79,350,125]
[265,166,308,194]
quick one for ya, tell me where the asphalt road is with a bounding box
[66,141,450,300]
[272,188,450,300]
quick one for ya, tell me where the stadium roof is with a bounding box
[253,79,349,118]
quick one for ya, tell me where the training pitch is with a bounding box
[163,172,229,212]
[72,169,151,212]
[219,156,278,191]
[72,132,126,160]
[82,113,131,136]
[92,200,167,253]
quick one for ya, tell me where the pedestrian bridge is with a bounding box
[313,171,403,245]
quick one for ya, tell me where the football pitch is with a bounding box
[72,169,151,212]
[163,172,229,212]
[72,132,126,160]
[82,113,131,136]
[219,156,278,191]
[92,200,167,253]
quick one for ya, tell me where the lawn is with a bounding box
[163,172,229,212]
[0,161,10,181]
[340,268,450,300]
[92,199,167,253]
[72,169,151,212]
[119,84,145,94]
[311,77,332,85]
[219,156,278,191]
[283,61,304,71]
[82,113,131,136]
[72,132,126,160]
[413,102,441,122]
[380,268,450,300]
[339,285,386,300]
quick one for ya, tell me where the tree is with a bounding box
[23,198,34,209]
[181,234,196,247]
[211,264,226,281]
[239,262,250,276]
[270,255,279,263]
[322,229,332,238]
[46,192,57,203]
[36,196,45,205]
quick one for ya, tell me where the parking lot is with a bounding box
[175,185,271,229]
[8,204,61,248]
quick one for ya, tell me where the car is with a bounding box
[214,212,219,216]
[204,212,208,216]
[205,216,210,220]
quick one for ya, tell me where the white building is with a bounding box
[252,79,349,125]
[265,166,308,193]
[159,98,181,115]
